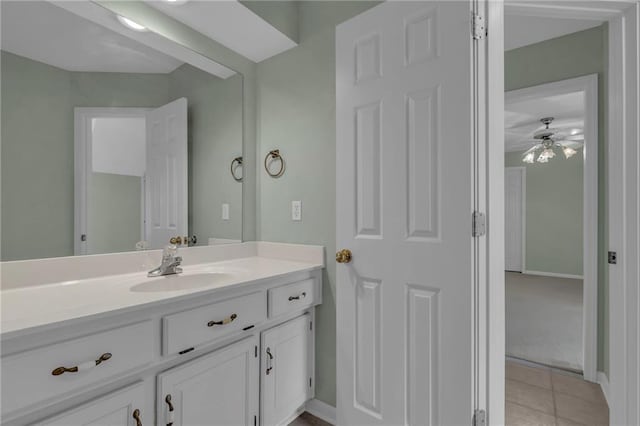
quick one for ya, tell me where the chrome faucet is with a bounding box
[148,245,183,277]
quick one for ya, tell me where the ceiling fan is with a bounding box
[521,117,584,164]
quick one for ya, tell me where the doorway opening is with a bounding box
[74,100,188,255]
[501,12,606,423]
[504,75,598,376]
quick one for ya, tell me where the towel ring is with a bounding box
[231,156,243,182]
[264,149,285,178]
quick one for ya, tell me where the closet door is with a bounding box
[261,315,312,426]
[157,337,259,426]
[505,167,525,272]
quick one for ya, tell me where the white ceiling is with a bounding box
[504,15,602,51]
[145,0,297,63]
[505,91,585,152]
[1,1,184,74]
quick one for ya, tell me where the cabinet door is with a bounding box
[157,337,259,426]
[39,382,146,426]
[261,315,312,426]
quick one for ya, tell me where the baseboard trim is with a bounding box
[597,371,610,406]
[522,270,584,280]
[306,399,336,425]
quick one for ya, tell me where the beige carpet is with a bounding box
[506,272,583,372]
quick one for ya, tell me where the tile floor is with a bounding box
[290,361,608,426]
[506,360,609,426]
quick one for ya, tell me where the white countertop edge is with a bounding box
[1,241,326,290]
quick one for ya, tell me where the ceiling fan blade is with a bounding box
[556,140,584,149]
[522,144,542,156]
[562,134,585,141]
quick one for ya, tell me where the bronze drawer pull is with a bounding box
[288,292,306,301]
[266,347,273,375]
[165,394,175,426]
[207,313,237,327]
[133,408,142,426]
[51,352,112,376]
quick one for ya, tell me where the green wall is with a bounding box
[169,65,243,242]
[1,51,243,260]
[256,1,378,407]
[1,51,73,260]
[88,173,142,255]
[505,153,583,276]
[505,25,609,374]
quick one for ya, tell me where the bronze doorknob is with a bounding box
[336,249,352,263]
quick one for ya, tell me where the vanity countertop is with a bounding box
[0,243,324,339]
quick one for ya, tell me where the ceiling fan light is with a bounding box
[537,148,555,163]
[563,146,577,159]
[522,152,535,164]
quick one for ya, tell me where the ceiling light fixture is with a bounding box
[562,146,577,159]
[521,117,584,164]
[117,15,148,32]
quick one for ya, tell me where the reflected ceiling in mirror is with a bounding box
[1,1,244,261]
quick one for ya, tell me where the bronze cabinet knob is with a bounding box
[336,249,352,263]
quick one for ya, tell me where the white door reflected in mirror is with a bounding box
[75,98,188,255]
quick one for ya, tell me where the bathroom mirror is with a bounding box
[1,1,244,261]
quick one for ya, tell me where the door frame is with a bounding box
[73,107,150,255]
[505,74,599,380]
[504,166,526,273]
[486,2,640,425]
[607,3,640,425]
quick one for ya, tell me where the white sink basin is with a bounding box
[130,273,233,292]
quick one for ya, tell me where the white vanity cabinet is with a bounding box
[1,267,322,426]
[261,314,313,426]
[157,336,260,426]
[39,382,147,426]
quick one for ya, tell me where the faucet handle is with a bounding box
[162,244,178,258]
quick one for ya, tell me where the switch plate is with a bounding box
[291,201,302,221]
[222,203,230,220]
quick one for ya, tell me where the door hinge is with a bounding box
[472,211,486,237]
[473,409,486,426]
[310,321,313,331]
[309,377,313,388]
[472,12,486,40]
[608,251,618,264]
[255,345,258,358]
[254,415,257,426]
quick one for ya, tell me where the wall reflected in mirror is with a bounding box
[1,1,243,261]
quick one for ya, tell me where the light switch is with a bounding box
[222,203,230,220]
[291,201,302,221]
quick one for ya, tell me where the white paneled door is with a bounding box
[336,2,477,425]
[145,98,188,249]
[505,167,525,272]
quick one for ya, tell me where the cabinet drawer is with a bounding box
[268,278,317,318]
[39,381,146,426]
[1,321,154,416]
[163,291,266,355]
